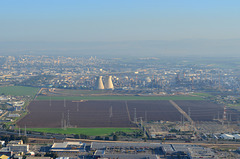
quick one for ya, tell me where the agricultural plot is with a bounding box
[17,100,182,128]
[175,101,224,121]
[25,128,135,136]
[0,86,39,97]
[17,100,226,128]
[17,100,133,128]
[127,100,182,122]
[222,107,240,121]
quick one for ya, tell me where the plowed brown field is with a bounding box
[17,100,226,128]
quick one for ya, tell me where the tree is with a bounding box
[35,153,41,157]
[113,134,118,141]
[44,152,58,159]
[10,134,16,140]
[80,134,89,139]
[2,124,7,130]
[95,136,103,140]
[21,136,28,144]
[74,134,80,139]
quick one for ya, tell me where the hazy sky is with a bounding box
[0,0,240,56]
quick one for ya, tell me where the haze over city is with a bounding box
[1,0,240,57]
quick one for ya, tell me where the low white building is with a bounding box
[8,144,29,152]
[0,140,5,146]
[8,114,20,118]
[5,140,29,153]
[233,134,240,139]
[220,134,234,140]
[50,142,86,152]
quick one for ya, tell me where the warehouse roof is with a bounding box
[51,142,84,149]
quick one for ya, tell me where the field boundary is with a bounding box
[169,100,195,130]
[125,101,132,122]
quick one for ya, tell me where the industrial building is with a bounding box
[95,75,114,90]
[95,76,104,90]
[7,145,29,153]
[0,140,29,153]
[90,142,215,159]
[219,134,240,140]
[104,76,114,90]
[50,142,86,153]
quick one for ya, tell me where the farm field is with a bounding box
[36,95,204,101]
[25,128,135,136]
[127,100,182,121]
[0,86,39,97]
[17,100,224,129]
[17,100,133,128]
[175,101,224,121]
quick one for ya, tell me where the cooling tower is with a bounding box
[105,76,114,90]
[96,76,105,89]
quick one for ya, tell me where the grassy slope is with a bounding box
[26,128,135,136]
[37,95,204,100]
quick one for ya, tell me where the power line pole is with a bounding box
[77,102,79,112]
[67,110,70,127]
[49,96,51,107]
[145,111,147,122]
[109,106,113,118]
[24,125,27,136]
[188,107,191,118]
[134,108,137,123]
[61,113,64,129]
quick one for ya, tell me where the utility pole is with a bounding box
[145,111,147,122]
[109,106,113,118]
[61,113,64,129]
[24,125,27,136]
[49,96,51,107]
[134,108,137,123]
[67,110,70,127]
[77,102,79,112]
[188,107,191,118]
[19,127,21,136]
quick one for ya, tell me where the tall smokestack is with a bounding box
[105,76,114,90]
[223,106,227,121]
[96,76,105,89]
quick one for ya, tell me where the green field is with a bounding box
[55,89,107,95]
[0,86,39,97]
[37,95,204,101]
[26,128,135,136]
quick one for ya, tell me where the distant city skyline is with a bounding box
[0,0,240,56]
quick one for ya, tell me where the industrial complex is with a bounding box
[95,76,114,90]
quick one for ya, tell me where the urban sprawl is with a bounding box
[1,55,240,158]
